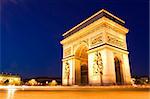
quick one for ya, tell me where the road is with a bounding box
[0,86,150,99]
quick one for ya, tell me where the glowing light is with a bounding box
[7,85,16,99]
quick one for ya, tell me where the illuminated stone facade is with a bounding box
[0,74,21,85]
[60,9,131,85]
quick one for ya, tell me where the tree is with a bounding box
[48,80,58,86]
[28,79,37,86]
[4,79,9,85]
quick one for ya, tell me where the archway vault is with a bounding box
[74,43,89,85]
[114,56,124,85]
[75,43,88,59]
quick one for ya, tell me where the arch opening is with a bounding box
[114,57,124,85]
[75,44,88,85]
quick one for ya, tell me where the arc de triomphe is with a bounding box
[60,9,131,86]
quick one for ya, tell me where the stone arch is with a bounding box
[114,56,124,85]
[61,9,131,86]
[73,41,89,56]
[74,43,89,85]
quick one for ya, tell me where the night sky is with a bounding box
[0,0,149,79]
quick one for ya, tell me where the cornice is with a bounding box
[60,17,128,45]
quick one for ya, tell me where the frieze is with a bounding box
[86,24,105,35]
[107,34,125,49]
[91,34,103,47]
[64,47,71,57]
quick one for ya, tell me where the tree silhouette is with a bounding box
[4,79,9,85]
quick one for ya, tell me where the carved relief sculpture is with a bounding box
[91,34,103,47]
[93,51,103,85]
[64,47,71,57]
[64,61,70,85]
[107,34,125,49]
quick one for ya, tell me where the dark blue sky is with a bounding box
[0,0,149,78]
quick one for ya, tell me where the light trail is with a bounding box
[6,85,16,99]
